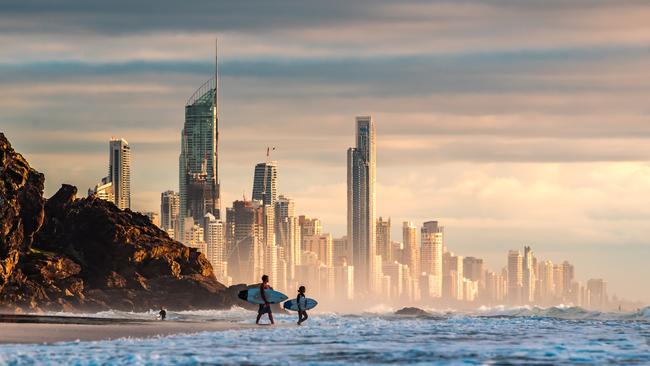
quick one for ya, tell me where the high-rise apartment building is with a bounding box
[88,177,113,203]
[443,251,463,300]
[109,138,131,210]
[299,215,322,249]
[179,41,221,239]
[507,250,523,304]
[227,200,264,284]
[275,195,300,281]
[376,217,391,263]
[252,162,278,206]
[160,190,180,235]
[402,221,419,278]
[204,213,227,283]
[332,236,349,266]
[523,246,536,303]
[587,279,608,310]
[553,263,565,297]
[347,116,376,293]
[142,211,160,227]
[303,234,333,267]
[538,260,555,302]
[561,261,575,298]
[463,257,485,284]
[420,221,443,298]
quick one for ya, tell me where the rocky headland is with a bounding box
[0,133,237,312]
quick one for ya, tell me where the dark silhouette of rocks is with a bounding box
[0,133,235,312]
[395,307,431,316]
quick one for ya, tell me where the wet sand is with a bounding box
[0,314,260,344]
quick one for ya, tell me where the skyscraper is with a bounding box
[252,161,278,206]
[587,279,608,310]
[347,116,376,293]
[402,221,419,278]
[523,246,536,303]
[228,200,264,284]
[109,138,131,210]
[204,212,226,282]
[299,215,321,249]
[160,190,180,236]
[275,195,300,281]
[179,40,221,239]
[376,217,391,263]
[420,221,443,297]
[507,250,523,304]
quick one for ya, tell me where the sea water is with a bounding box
[0,306,648,365]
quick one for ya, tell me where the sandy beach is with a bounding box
[0,314,259,344]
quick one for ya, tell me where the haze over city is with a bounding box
[1,1,649,304]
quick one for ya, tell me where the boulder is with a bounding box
[395,307,431,316]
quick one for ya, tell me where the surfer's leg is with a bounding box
[268,312,275,325]
[256,304,263,324]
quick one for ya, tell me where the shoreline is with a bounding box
[0,314,260,344]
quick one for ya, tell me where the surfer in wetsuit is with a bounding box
[256,275,275,325]
[297,286,309,325]
[159,306,167,321]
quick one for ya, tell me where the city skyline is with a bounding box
[1,1,649,303]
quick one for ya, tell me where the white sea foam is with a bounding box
[1,307,648,365]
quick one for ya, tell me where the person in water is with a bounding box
[159,306,167,321]
[297,285,309,325]
[256,274,275,325]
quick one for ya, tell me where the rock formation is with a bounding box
[0,133,235,312]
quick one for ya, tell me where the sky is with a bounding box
[1,0,649,302]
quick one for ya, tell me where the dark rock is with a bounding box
[0,133,238,312]
[395,307,431,316]
[0,133,45,292]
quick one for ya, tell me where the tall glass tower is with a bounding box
[347,116,376,293]
[179,40,221,238]
[251,161,278,206]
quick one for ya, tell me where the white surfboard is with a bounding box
[238,288,288,305]
[283,298,318,311]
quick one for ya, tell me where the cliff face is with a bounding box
[0,134,45,293]
[0,133,234,312]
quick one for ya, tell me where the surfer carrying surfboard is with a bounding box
[255,275,275,325]
[296,286,309,325]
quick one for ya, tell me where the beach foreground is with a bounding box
[0,314,256,344]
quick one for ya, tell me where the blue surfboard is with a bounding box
[283,298,318,311]
[238,288,288,305]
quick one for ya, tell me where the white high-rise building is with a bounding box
[402,221,418,278]
[507,250,523,304]
[204,213,227,282]
[376,217,391,263]
[88,177,113,202]
[347,116,377,293]
[538,260,555,302]
[420,221,443,298]
[109,138,131,210]
[523,246,536,303]
[275,195,300,281]
[334,264,355,300]
[303,234,333,267]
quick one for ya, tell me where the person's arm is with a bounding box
[298,294,304,311]
[260,284,269,304]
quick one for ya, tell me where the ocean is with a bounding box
[1,306,649,365]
